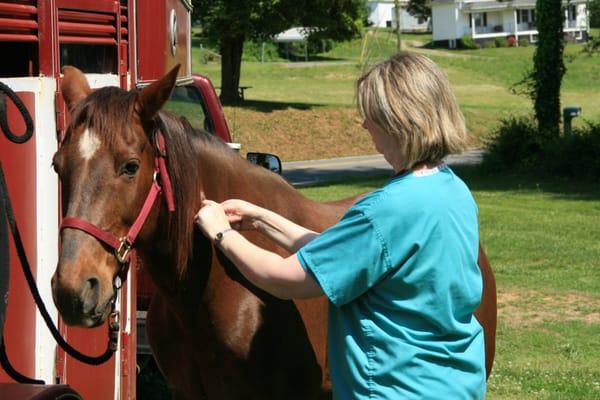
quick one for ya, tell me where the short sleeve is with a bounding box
[297,207,392,306]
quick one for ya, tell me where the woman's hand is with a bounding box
[194,200,231,240]
[221,199,263,231]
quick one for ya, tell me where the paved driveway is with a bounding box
[282,149,485,187]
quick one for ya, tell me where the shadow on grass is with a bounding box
[224,99,326,113]
[299,165,600,201]
[277,54,348,62]
[452,165,600,201]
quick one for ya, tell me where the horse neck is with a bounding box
[194,144,351,232]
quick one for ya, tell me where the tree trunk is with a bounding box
[533,0,565,137]
[220,35,245,104]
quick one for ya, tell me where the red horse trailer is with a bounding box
[0,1,234,398]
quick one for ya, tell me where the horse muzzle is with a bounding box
[51,268,114,328]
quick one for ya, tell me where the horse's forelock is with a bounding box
[68,87,138,148]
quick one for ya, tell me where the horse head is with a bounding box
[51,65,179,327]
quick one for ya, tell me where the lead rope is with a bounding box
[0,84,119,384]
[0,81,34,144]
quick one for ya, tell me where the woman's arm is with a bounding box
[221,199,318,253]
[195,200,323,299]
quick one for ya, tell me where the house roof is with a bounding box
[431,0,586,10]
[273,27,310,43]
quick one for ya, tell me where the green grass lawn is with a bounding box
[192,31,600,159]
[299,168,600,399]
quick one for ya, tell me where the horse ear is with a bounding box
[136,64,180,122]
[61,66,92,112]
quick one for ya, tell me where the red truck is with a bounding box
[0,1,253,398]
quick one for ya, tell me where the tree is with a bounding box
[193,0,367,104]
[590,0,600,28]
[406,0,431,21]
[532,0,566,136]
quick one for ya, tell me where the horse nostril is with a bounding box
[81,277,100,315]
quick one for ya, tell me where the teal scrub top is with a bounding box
[297,165,486,399]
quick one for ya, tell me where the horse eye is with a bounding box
[121,160,140,176]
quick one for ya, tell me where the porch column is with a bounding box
[514,9,519,46]
[471,13,476,38]
[564,8,569,30]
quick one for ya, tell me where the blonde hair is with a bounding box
[357,52,468,171]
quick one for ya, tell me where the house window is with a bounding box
[517,9,535,26]
[567,5,577,21]
[469,13,487,28]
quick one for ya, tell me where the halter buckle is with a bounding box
[115,237,132,264]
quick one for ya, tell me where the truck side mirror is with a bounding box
[246,152,282,175]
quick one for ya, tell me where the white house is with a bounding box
[368,0,431,32]
[431,0,589,48]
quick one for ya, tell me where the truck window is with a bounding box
[164,84,215,134]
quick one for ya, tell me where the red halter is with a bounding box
[60,130,176,279]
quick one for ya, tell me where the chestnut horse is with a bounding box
[51,66,496,399]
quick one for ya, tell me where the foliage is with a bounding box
[482,117,543,173]
[483,117,600,181]
[542,122,600,180]
[532,0,566,137]
[518,38,529,47]
[242,41,280,62]
[494,37,508,48]
[460,35,478,49]
[590,0,600,28]
[192,0,368,103]
[581,35,600,56]
[406,0,431,21]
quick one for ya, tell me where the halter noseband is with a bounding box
[60,129,175,281]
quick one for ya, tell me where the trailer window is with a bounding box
[164,84,215,134]
[60,44,117,74]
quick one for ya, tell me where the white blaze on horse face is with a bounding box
[78,128,101,161]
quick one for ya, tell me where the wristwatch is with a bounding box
[214,228,234,243]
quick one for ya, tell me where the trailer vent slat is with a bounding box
[0,0,38,42]
[58,8,117,44]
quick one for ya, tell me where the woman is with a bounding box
[195,52,486,399]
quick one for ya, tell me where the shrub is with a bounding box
[581,36,600,56]
[482,117,543,172]
[243,41,279,62]
[543,122,600,180]
[507,35,518,47]
[483,117,600,181]
[495,37,508,48]
[518,38,530,47]
[460,35,478,49]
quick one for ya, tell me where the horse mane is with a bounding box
[154,112,208,276]
[156,111,301,277]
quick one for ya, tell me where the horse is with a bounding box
[51,65,497,399]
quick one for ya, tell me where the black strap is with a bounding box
[0,162,43,384]
[0,81,34,144]
[0,155,9,355]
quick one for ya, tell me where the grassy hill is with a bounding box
[192,30,600,161]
